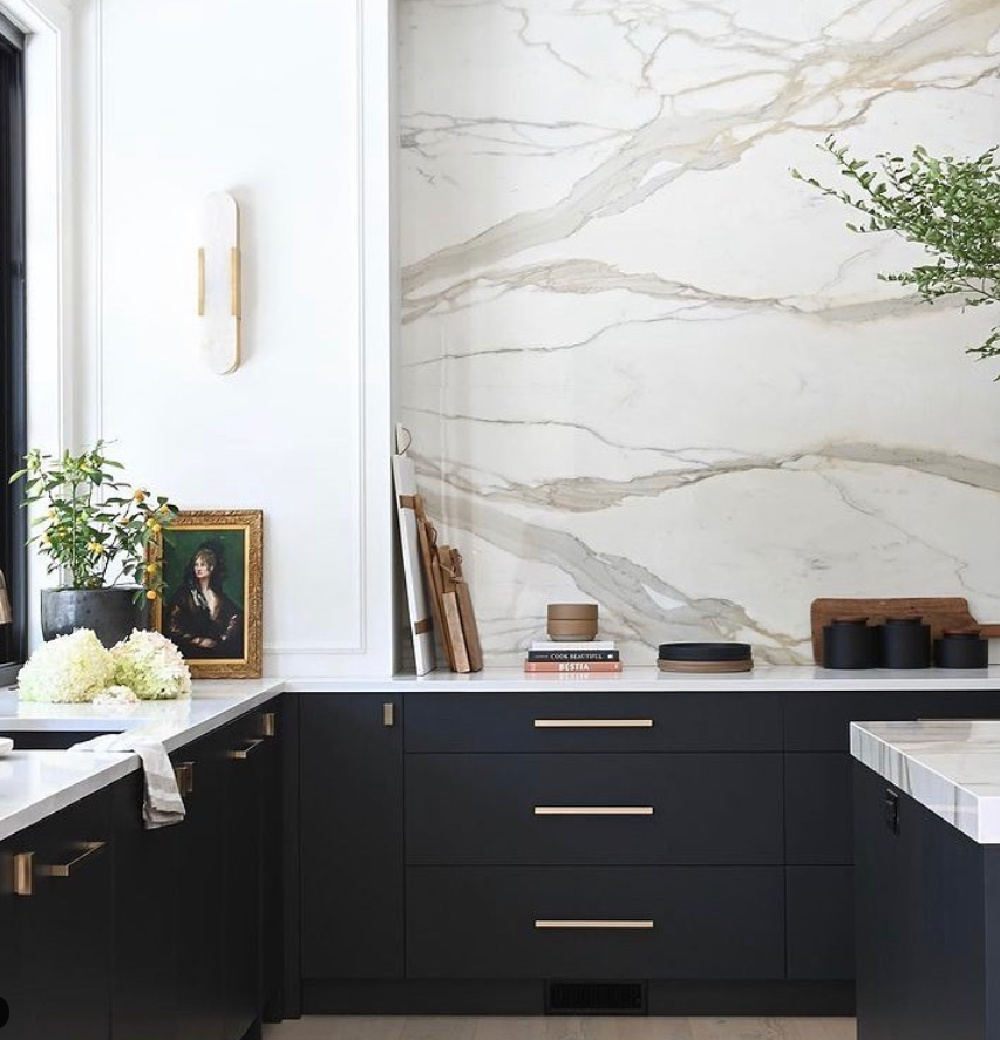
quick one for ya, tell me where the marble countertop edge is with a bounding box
[851,720,1000,845]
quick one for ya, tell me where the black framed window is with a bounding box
[0,15,26,674]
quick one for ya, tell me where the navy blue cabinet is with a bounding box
[300,694,404,981]
[854,761,993,1040]
[0,697,282,1040]
[4,786,114,1040]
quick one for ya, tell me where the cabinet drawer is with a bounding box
[407,866,784,979]
[783,691,1000,752]
[406,693,781,753]
[785,753,852,865]
[407,753,783,865]
[786,866,855,980]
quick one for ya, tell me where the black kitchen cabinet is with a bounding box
[257,701,285,1021]
[222,709,266,1040]
[407,865,785,980]
[785,866,854,980]
[111,772,180,1040]
[173,727,228,1040]
[0,838,24,1040]
[0,695,282,1040]
[172,699,281,1040]
[782,687,1000,1003]
[854,761,993,1040]
[784,690,1000,752]
[300,694,404,980]
[11,786,115,1040]
[407,752,784,865]
[406,691,781,752]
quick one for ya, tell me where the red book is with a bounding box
[523,660,624,673]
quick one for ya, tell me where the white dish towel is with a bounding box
[70,732,186,829]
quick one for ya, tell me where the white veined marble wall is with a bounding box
[398,0,1000,665]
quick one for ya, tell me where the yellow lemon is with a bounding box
[145,563,158,575]
[133,490,146,503]
[146,590,157,600]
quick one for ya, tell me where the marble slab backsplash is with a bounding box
[397,0,1000,666]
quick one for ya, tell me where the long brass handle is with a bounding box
[535,919,654,930]
[230,246,241,318]
[534,806,654,816]
[197,247,205,315]
[533,719,653,729]
[13,851,33,896]
[174,761,194,797]
[37,841,106,879]
[227,738,264,760]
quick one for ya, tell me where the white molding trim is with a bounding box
[78,0,397,673]
[3,0,76,650]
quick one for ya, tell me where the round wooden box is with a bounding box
[547,603,599,642]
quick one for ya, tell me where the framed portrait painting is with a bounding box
[152,509,263,678]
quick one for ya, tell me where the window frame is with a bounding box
[0,16,26,681]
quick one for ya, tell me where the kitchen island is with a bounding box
[852,720,1000,1040]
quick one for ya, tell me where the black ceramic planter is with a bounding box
[40,587,149,648]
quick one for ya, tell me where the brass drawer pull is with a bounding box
[534,806,654,816]
[37,841,106,879]
[533,719,653,729]
[383,702,395,728]
[535,919,654,930]
[174,761,194,797]
[13,851,33,896]
[227,738,264,760]
[259,711,277,738]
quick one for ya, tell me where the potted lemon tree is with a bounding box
[10,441,178,647]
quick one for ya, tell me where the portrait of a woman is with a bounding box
[166,540,245,660]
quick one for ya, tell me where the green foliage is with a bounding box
[8,441,178,595]
[792,136,1000,366]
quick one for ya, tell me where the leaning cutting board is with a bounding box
[810,597,1000,665]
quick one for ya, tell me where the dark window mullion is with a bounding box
[0,33,26,667]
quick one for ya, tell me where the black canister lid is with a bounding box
[940,630,983,641]
[658,642,753,662]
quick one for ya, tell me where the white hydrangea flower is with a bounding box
[111,630,192,700]
[18,629,115,703]
[93,685,139,705]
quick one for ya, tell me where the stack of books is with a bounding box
[523,640,622,674]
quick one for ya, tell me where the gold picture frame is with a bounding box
[151,509,262,679]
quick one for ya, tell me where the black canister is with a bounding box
[881,617,931,669]
[934,630,988,669]
[823,618,881,669]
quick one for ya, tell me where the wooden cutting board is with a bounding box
[811,597,1000,665]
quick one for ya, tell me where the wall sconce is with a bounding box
[197,191,241,374]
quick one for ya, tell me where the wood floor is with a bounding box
[263,1016,856,1040]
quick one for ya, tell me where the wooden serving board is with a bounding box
[810,597,1000,665]
[452,550,483,673]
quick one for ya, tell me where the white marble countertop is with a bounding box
[283,664,1000,693]
[0,750,139,842]
[4,664,1000,844]
[851,719,1000,844]
[0,679,283,842]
